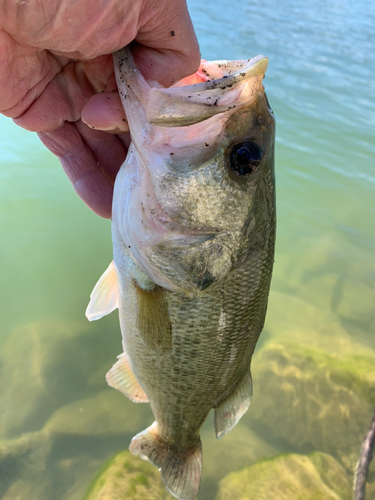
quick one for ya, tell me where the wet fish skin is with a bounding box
[87,46,275,500]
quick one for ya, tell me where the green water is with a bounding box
[0,0,374,499]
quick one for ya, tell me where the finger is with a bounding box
[74,120,126,185]
[134,0,200,86]
[38,121,126,218]
[81,92,129,133]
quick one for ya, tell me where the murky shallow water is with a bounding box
[0,0,374,499]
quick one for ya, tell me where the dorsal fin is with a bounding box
[86,261,119,321]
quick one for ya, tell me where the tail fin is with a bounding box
[129,422,202,500]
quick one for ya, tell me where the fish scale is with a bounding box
[86,46,275,500]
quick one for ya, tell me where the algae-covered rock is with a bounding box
[56,456,105,500]
[199,423,280,499]
[0,431,52,500]
[0,320,119,437]
[333,278,375,325]
[273,230,375,325]
[215,452,352,500]
[83,450,174,500]
[202,423,279,478]
[264,290,372,354]
[45,389,152,437]
[244,341,375,470]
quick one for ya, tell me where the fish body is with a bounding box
[87,46,275,500]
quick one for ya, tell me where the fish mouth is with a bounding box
[146,55,269,127]
[114,47,269,130]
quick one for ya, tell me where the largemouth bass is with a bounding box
[86,46,275,500]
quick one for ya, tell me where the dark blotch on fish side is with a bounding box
[171,31,175,36]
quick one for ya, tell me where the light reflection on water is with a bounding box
[0,0,374,498]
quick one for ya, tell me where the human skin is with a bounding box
[0,0,200,218]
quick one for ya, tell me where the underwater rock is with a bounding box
[264,290,370,354]
[83,450,174,500]
[215,452,352,500]
[0,320,119,438]
[56,455,105,500]
[200,423,279,496]
[272,231,375,325]
[333,278,375,324]
[271,231,340,296]
[244,340,375,470]
[45,389,153,437]
[0,431,52,500]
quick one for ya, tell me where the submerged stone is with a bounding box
[215,452,352,500]
[333,278,375,325]
[0,320,119,438]
[273,230,375,322]
[45,389,152,437]
[264,290,369,354]
[83,450,174,500]
[0,431,52,500]
[200,423,279,495]
[56,455,105,500]
[244,340,375,470]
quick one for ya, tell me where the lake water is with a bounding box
[0,0,374,499]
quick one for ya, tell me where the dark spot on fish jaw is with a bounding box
[195,269,216,291]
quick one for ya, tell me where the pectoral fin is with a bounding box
[86,261,119,321]
[134,281,172,353]
[214,370,253,439]
[106,353,148,403]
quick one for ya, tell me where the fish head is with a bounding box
[113,48,275,296]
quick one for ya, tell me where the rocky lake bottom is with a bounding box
[1,239,374,500]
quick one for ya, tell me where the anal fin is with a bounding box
[106,353,148,403]
[214,370,253,439]
[130,422,202,500]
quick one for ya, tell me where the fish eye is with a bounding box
[229,142,262,177]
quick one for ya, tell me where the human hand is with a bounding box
[0,0,200,218]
